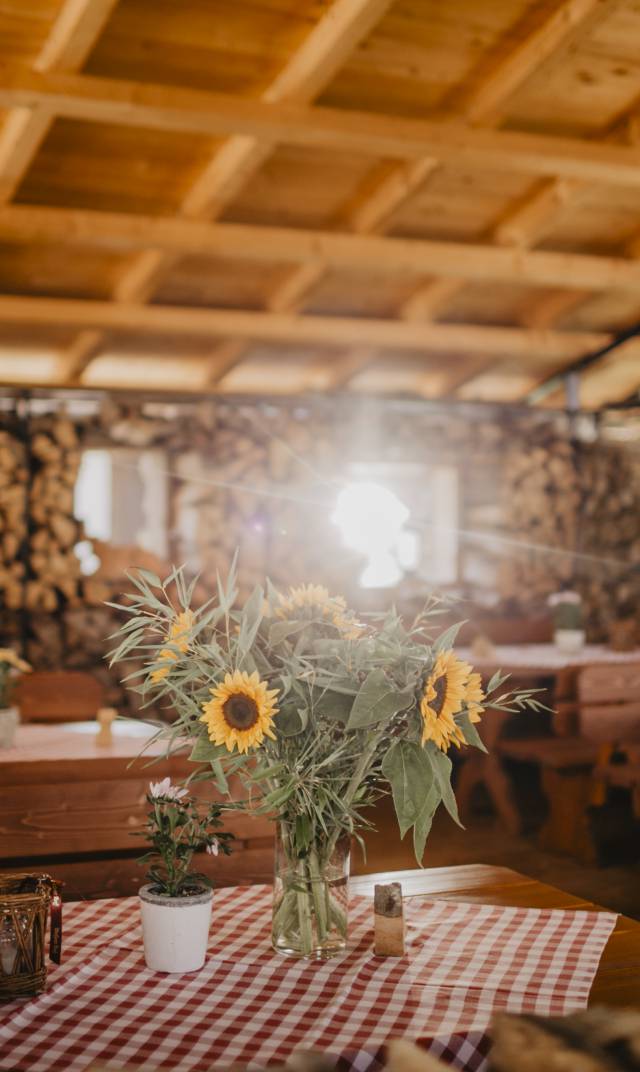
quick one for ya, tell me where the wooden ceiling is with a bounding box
[0,0,639,406]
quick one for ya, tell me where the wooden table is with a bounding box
[0,721,273,899]
[351,864,640,1008]
[455,644,640,833]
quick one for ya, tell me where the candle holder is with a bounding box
[0,873,60,1000]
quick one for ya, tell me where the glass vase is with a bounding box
[272,822,350,960]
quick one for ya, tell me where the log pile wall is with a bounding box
[1,398,639,688]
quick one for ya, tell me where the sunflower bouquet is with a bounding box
[109,562,541,959]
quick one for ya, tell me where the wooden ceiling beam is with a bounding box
[0,0,119,204]
[259,0,625,368]
[2,69,640,190]
[0,294,610,359]
[57,0,394,382]
[3,204,640,294]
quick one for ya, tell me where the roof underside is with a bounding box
[0,0,639,408]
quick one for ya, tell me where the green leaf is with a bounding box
[237,584,264,656]
[413,784,440,864]
[313,690,353,724]
[433,620,467,654]
[457,712,487,753]
[274,704,306,737]
[268,620,308,646]
[487,670,508,693]
[210,758,228,794]
[382,740,435,838]
[347,669,414,730]
[189,736,229,763]
[426,746,463,827]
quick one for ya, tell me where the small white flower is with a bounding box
[548,590,581,607]
[206,839,220,856]
[148,777,188,801]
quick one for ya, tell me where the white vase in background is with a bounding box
[139,885,213,972]
[0,707,19,748]
[554,628,586,655]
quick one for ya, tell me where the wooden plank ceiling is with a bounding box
[0,0,639,407]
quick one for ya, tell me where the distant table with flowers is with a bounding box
[0,864,634,1072]
[454,644,640,832]
[0,721,272,900]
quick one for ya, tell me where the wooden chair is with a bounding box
[14,671,106,723]
[498,662,640,862]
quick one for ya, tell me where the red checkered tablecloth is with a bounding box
[0,885,617,1072]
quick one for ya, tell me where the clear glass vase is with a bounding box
[272,822,350,960]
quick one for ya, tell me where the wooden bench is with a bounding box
[497,662,640,863]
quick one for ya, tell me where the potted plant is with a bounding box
[137,777,234,973]
[111,563,542,960]
[0,649,31,748]
[549,590,585,654]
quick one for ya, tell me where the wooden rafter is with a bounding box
[0,294,610,359]
[257,0,618,384]
[0,0,119,204]
[2,70,640,189]
[54,0,395,382]
[4,205,640,292]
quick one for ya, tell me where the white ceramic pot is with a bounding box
[0,707,19,748]
[139,885,213,973]
[554,628,586,655]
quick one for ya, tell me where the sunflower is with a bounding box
[150,609,194,683]
[200,670,279,754]
[464,670,485,724]
[420,650,471,752]
[275,584,361,638]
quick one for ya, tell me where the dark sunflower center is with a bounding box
[223,693,259,731]
[431,674,447,717]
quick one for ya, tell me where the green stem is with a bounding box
[308,849,328,942]
[326,724,387,857]
[295,861,314,955]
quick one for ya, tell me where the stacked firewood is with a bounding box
[499,433,580,604]
[499,430,640,635]
[0,427,27,610]
[25,416,84,612]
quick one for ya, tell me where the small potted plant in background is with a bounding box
[137,778,234,973]
[0,649,31,748]
[549,589,585,654]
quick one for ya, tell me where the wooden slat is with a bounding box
[399,277,471,322]
[2,70,640,189]
[256,0,394,106]
[34,0,119,74]
[493,177,588,248]
[3,205,640,294]
[0,293,610,359]
[0,0,119,204]
[451,0,607,125]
